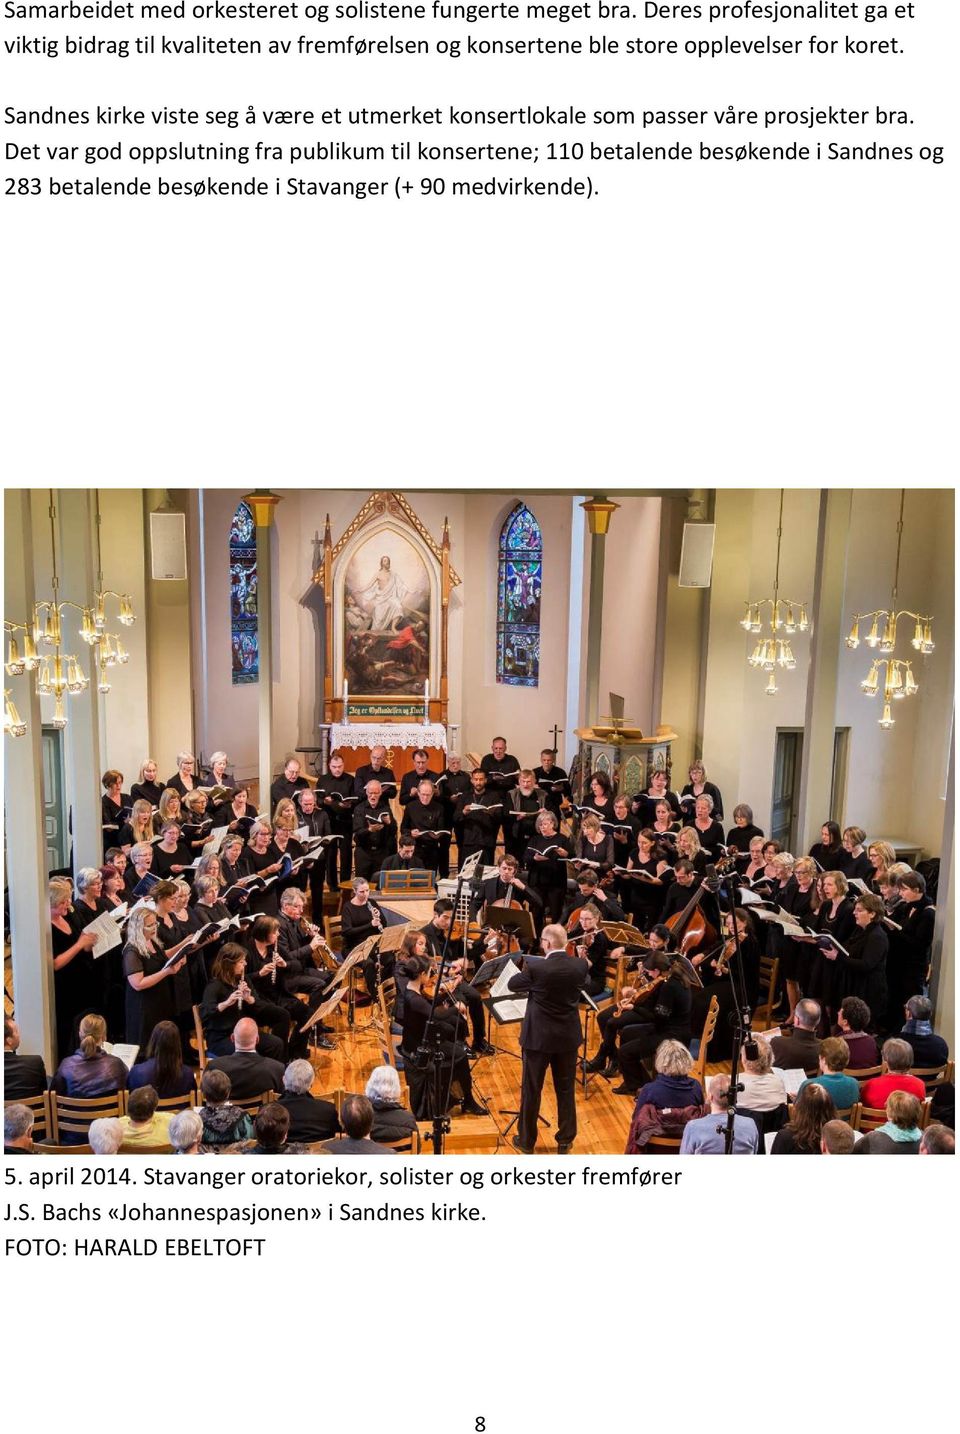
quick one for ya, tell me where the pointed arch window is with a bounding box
[496,503,542,687]
[230,501,259,684]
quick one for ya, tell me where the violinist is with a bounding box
[352,778,396,881]
[560,870,627,927]
[690,908,760,1047]
[612,949,696,1097]
[584,924,673,1078]
[317,752,356,888]
[400,776,450,877]
[459,768,501,868]
[399,956,487,1117]
[419,898,456,960]
[340,877,387,953]
[524,809,571,923]
[506,769,546,862]
[420,915,493,1059]
[565,903,614,997]
[533,748,569,818]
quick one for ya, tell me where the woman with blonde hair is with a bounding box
[630,1038,704,1111]
[119,798,156,851]
[131,758,164,809]
[773,854,818,1023]
[53,1013,128,1106]
[167,751,197,796]
[680,760,724,823]
[738,1038,788,1112]
[676,824,706,874]
[867,840,897,893]
[50,879,99,1059]
[575,812,614,876]
[807,870,857,1022]
[840,825,873,883]
[157,787,183,828]
[272,796,299,833]
[122,906,186,1049]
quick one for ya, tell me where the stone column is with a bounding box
[57,489,103,872]
[580,498,619,725]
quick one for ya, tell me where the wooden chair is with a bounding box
[689,996,720,1094]
[641,1134,684,1153]
[35,1143,94,1155]
[121,1143,175,1155]
[379,1128,422,1153]
[120,1089,198,1115]
[846,1065,884,1085]
[231,1090,278,1117]
[753,953,780,1029]
[50,1091,124,1144]
[323,914,343,956]
[375,979,405,1073]
[911,1061,954,1091]
[191,1005,209,1070]
[854,1097,931,1134]
[5,1091,52,1144]
[834,1104,861,1128]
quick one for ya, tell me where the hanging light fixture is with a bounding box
[741,489,809,694]
[3,690,27,737]
[844,489,933,728]
[91,488,137,629]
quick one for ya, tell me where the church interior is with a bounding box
[3,485,955,1155]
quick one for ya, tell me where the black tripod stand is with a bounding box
[703,864,755,1154]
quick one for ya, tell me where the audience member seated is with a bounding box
[798,1038,861,1111]
[365,1065,418,1144]
[770,1084,835,1154]
[919,1124,955,1154]
[197,1068,254,1147]
[4,1104,35,1154]
[820,1119,857,1155]
[169,1109,204,1154]
[900,995,950,1068]
[767,999,822,1077]
[853,1091,924,1154]
[836,997,881,1068]
[4,1017,47,1101]
[88,1118,124,1154]
[630,1039,703,1112]
[861,1038,927,1109]
[277,1059,341,1143]
[737,1039,788,1112]
[128,1020,196,1099]
[680,1074,759,1154]
[53,1013,128,1099]
[206,1017,285,1099]
[323,1094,398,1154]
[118,1086,173,1149]
[244,1102,306,1155]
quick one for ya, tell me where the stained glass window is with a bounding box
[230,501,259,685]
[496,503,542,687]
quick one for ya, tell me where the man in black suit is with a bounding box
[207,1017,285,1098]
[4,1018,47,1101]
[353,745,398,800]
[508,923,588,1154]
[768,998,822,1077]
[277,1058,341,1143]
[400,776,450,878]
[270,756,310,811]
[398,749,441,806]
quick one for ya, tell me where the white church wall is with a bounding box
[596,496,662,738]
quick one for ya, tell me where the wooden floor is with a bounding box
[307,996,732,1155]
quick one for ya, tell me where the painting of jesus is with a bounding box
[342,532,431,693]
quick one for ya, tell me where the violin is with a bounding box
[613,966,668,1014]
[565,929,596,959]
[421,957,465,1006]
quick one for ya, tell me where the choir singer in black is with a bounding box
[507,923,588,1155]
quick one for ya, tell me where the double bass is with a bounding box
[663,856,732,958]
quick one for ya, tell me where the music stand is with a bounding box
[300,984,348,1041]
[482,904,537,951]
[578,987,602,1095]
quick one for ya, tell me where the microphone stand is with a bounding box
[704,865,753,1155]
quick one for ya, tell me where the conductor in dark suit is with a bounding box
[508,923,588,1154]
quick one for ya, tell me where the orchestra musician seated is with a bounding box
[398,956,486,1117]
[584,925,673,1078]
[612,952,696,1096]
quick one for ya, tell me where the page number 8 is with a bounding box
[475,1421,486,1431]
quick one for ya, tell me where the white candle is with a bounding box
[343,679,348,716]
[424,679,429,723]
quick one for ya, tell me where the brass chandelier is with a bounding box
[4,490,136,736]
[740,489,809,695]
[844,489,933,730]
